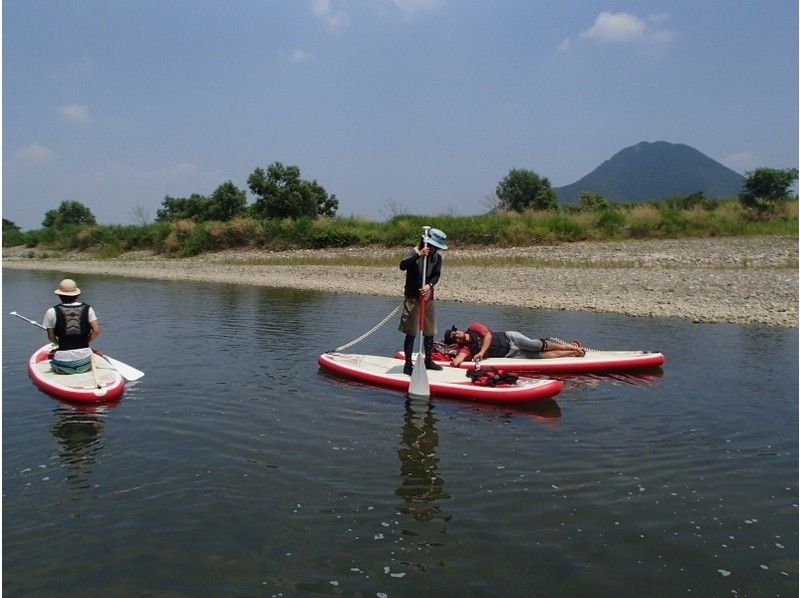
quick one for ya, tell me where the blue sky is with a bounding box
[3,0,798,229]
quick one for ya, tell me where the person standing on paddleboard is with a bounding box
[399,228,448,376]
[43,278,101,374]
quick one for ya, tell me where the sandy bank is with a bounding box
[4,236,798,328]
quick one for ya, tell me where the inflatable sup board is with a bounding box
[28,344,125,403]
[319,352,562,404]
[393,349,665,374]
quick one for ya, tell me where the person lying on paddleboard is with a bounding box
[443,322,585,367]
[43,278,101,374]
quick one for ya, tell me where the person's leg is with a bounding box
[403,334,416,374]
[544,338,586,357]
[399,298,419,375]
[505,331,543,354]
[421,301,442,369]
[541,338,585,358]
[423,336,442,370]
[506,331,584,358]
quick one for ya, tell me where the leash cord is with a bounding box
[328,304,402,353]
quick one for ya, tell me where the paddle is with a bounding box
[9,311,145,381]
[89,354,103,390]
[408,226,431,399]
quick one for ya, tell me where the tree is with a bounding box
[739,167,798,215]
[130,204,152,226]
[207,181,247,221]
[496,169,557,212]
[2,218,24,246]
[578,192,609,211]
[42,200,96,228]
[3,218,21,232]
[155,194,210,222]
[248,162,338,219]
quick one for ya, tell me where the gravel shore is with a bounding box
[4,236,798,328]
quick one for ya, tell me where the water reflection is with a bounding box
[50,402,114,489]
[395,399,450,522]
[536,367,665,389]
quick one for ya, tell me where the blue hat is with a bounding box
[426,228,448,250]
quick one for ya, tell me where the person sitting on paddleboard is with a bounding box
[43,278,101,374]
[444,322,585,367]
[399,228,448,376]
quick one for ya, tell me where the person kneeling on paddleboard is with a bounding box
[444,322,585,367]
[399,228,448,376]
[43,279,101,374]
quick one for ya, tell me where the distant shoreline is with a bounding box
[3,236,797,328]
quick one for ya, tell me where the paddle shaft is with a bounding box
[417,224,432,354]
[90,354,102,389]
[9,311,46,330]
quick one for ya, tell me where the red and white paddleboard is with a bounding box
[393,349,665,374]
[319,352,562,404]
[28,344,125,403]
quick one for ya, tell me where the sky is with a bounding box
[2,0,798,230]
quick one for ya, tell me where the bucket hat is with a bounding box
[55,278,81,296]
[426,228,448,250]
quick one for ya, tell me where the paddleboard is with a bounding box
[28,344,125,403]
[393,349,665,374]
[319,352,562,404]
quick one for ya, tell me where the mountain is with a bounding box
[555,141,744,203]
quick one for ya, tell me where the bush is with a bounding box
[658,208,685,236]
[627,205,662,237]
[596,208,625,237]
[545,212,585,241]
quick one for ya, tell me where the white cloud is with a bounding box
[558,37,573,52]
[57,104,90,123]
[391,0,442,19]
[15,143,54,162]
[311,0,349,33]
[288,49,314,63]
[580,11,675,44]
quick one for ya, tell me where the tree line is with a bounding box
[2,163,797,237]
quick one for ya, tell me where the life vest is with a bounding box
[466,367,519,387]
[54,303,91,350]
[466,327,511,358]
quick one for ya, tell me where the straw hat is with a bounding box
[54,278,81,296]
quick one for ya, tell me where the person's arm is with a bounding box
[400,246,431,271]
[450,347,471,367]
[88,320,100,343]
[474,331,492,361]
[399,249,419,271]
[43,308,57,343]
[466,322,492,361]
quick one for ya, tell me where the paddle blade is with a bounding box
[96,353,145,381]
[408,349,429,399]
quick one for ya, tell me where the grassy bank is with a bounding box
[4,199,797,257]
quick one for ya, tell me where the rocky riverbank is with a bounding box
[3,236,797,328]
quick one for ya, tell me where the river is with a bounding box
[3,269,797,596]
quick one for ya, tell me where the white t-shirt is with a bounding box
[43,302,98,360]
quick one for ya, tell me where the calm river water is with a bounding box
[3,268,797,596]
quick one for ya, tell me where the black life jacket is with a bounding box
[54,303,91,350]
[466,327,511,358]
